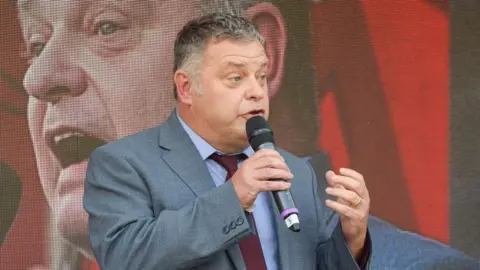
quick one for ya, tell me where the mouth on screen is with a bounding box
[49,132,107,169]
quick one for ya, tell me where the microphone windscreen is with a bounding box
[246,116,275,150]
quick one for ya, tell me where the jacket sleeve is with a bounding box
[306,160,372,269]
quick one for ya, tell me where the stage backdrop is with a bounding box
[1,0,479,269]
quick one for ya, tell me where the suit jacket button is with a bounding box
[236,218,244,226]
[229,221,237,230]
[223,225,230,234]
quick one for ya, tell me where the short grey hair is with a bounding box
[199,0,253,15]
[172,11,264,98]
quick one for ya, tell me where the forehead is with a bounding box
[205,39,268,67]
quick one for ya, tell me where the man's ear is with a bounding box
[173,70,195,105]
[244,3,287,98]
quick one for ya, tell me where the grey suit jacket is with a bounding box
[84,111,367,270]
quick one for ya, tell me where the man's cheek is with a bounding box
[108,107,137,138]
[27,98,57,204]
[27,98,47,138]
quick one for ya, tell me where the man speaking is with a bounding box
[84,13,371,269]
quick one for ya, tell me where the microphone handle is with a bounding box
[256,143,300,232]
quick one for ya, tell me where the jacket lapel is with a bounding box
[158,110,245,269]
[158,111,215,196]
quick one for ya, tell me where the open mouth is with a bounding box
[244,109,265,118]
[47,131,107,169]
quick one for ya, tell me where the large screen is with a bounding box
[1,0,479,269]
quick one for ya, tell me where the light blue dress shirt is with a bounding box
[177,113,279,269]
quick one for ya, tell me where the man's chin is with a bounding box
[54,189,93,258]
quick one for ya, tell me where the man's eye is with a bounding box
[95,21,121,36]
[259,75,267,81]
[230,76,241,82]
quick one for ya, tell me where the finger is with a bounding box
[325,199,363,219]
[325,170,336,185]
[326,170,345,189]
[330,175,364,195]
[257,179,291,192]
[257,168,293,181]
[252,156,290,171]
[325,187,361,206]
[252,148,283,160]
[339,168,365,184]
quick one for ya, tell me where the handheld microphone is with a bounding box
[246,116,300,232]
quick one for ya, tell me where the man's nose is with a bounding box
[23,36,87,104]
[246,77,266,101]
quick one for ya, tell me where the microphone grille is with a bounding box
[246,116,274,150]
[246,116,269,137]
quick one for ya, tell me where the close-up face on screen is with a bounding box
[1,1,480,269]
[19,0,188,258]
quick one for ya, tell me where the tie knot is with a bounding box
[209,153,247,181]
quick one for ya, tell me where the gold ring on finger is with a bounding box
[353,196,362,207]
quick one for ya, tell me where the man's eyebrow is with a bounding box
[222,61,246,69]
[222,60,269,69]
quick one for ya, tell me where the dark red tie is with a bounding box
[209,153,267,270]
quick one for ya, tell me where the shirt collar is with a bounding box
[176,112,254,160]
